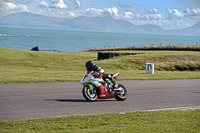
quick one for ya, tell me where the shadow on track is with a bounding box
[45,99,87,102]
[44,99,116,102]
[191,92,200,93]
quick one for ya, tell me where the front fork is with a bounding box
[83,83,95,94]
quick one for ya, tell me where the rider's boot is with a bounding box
[111,78,118,90]
[107,74,118,90]
[97,85,107,99]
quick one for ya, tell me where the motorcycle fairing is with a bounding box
[112,73,119,80]
[83,83,96,91]
[80,71,104,87]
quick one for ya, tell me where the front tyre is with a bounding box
[82,86,98,102]
[115,84,127,101]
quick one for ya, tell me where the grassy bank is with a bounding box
[86,45,200,52]
[0,109,199,132]
[101,50,200,71]
[0,48,200,83]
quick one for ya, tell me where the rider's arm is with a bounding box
[94,65,104,74]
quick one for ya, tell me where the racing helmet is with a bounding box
[85,60,94,71]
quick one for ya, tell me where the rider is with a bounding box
[85,60,118,89]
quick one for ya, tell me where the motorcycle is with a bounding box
[80,71,127,102]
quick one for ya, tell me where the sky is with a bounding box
[0,0,200,30]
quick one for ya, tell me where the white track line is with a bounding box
[144,106,200,112]
[118,106,200,114]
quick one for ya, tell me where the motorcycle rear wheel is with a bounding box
[115,84,127,101]
[82,86,98,102]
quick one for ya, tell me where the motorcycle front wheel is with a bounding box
[115,84,127,101]
[82,86,98,102]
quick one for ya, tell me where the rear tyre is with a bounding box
[82,86,98,102]
[115,84,127,101]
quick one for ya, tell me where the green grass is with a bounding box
[103,50,200,71]
[0,109,199,133]
[1,49,200,132]
[0,48,200,83]
[86,45,200,51]
[0,48,95,83]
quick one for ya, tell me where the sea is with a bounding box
[0,27,199,52]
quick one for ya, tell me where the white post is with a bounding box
[146,63,154,74]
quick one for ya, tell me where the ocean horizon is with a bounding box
[0,27,200,52]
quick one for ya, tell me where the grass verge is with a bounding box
[0,109,199,133]
[0,48,200,83]
[100,50,200,71]
[86,45,200,51]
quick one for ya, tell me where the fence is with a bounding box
[31,46,61,52]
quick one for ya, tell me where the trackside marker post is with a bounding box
[146,63,154,74]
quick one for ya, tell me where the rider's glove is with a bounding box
[92,71,100,76]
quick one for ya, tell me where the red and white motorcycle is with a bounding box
[80,71,127,102]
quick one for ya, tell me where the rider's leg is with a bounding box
[103,73,118,89]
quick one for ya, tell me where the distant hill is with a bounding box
[162,23,200,36]
[65,16,163,33]
[0,12,163,34]
[0,12,68,29]
[0,12,199,36]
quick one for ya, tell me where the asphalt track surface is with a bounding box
[0,79,200,121]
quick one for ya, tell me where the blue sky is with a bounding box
[0,0,200,30]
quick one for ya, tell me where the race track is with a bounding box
[0,79,200,121]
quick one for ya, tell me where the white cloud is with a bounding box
[119,10,181,29]
[122,11,162,21]
[1,0,200,30]
[103,7,118,17]
[166,8,200,19]
[167,9,184,18]
[164,8,200,29]
[150,9,158,14]
[38,0,81,18]
[84,7,118,17]
[39,1,49,8]
[75,1,80,8]
[0,1,29,16]
[50,0,67,9]
[85,8,103,17]
[70,0,80,8]
[124,12,133,19]
[39,0,67,9]
[38,8,75,18]
[184,8,200,15]
[83,7,174,29]
[37,0,82,18]
[183,8,200,20]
